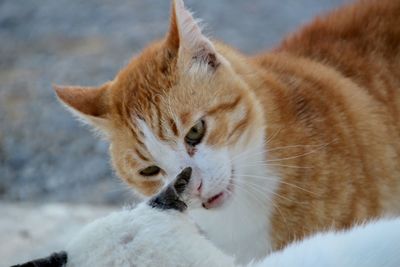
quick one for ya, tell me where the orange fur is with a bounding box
[55,0,400,252]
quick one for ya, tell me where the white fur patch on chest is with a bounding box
[190,134,280,264]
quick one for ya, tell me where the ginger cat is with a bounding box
[54,0,400,263]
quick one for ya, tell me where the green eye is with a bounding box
[185,120,206,146]
[140,165,161,176]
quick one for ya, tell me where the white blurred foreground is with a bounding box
[4,202,400,267]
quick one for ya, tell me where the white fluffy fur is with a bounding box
[66,203,235,267]
[66,202,400,267]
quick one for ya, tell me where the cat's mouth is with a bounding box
[202,170,235,209]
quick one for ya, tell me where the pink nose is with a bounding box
[187,166,203,195]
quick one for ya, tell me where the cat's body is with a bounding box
[55,0,400,263]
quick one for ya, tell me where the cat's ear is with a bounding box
[53,82,112,135]
[166,0,219,71]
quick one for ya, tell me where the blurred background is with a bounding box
[0,0,347,265]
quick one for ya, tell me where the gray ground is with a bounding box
[0,0,349,264]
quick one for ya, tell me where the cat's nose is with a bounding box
[189,166,203,196]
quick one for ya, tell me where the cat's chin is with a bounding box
[201,176,234,210]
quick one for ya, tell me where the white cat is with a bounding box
[65,204,400,267]
[14,168,400,267]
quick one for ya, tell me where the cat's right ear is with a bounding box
[166,0,220,72]
[53,82,112,137]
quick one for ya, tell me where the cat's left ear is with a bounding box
[166,0,220,71]
[53,82,113,137]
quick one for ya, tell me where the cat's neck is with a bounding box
[189,168,277,264]
[189,120,278,263]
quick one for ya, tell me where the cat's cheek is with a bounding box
[192,146,233,203]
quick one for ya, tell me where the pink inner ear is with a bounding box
[174,1,209,50]
[166,1,180,49]
[168,0,218,69]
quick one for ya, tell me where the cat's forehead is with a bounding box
[108,45,189,145]
[116,42,177,102]
[109,40,242,153]
[112,42,212,125]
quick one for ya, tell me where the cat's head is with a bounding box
[54,0,264,209]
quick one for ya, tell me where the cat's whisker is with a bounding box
[266,143,329,153]
[234,182,297,235]
[264,127,283,146]
[235,174,320,196]
[232,143,328,164]
[225,185,270,249]
[234,185,271,206]
[230,146,263,163]
[230,185,270,216]
[233,178,296,204]
[231,140,333,165]
[265,142,333,163]
[229,178,271,205]
[231,181,290,232]
[229,128,283,162]
[236,179,309,205]
[239,163,314,169]
[271,200,290,230]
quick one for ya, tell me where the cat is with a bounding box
[12,169,400,267]
[54,0,400,263]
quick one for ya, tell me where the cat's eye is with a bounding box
[185,120,206,146]
[139,165,161,176]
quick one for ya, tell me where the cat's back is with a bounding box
[278,0,400,88]
[275,0,400,102]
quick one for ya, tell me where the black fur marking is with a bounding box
[148,167,192,212]
[11,251,67,267]
[173,167,192,194]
